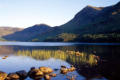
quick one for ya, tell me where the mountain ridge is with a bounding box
[3,1,120,42]
[0,27,23,37]
[3,24,52,41]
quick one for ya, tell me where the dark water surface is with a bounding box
[0,42,120,80]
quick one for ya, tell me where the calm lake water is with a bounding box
[0,42,120,80]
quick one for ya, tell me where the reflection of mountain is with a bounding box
[16,49,98,66]
[0,46,14,55]
[14,45,120,80]
[0,45,120,80]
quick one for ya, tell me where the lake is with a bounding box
[0,42,120,80]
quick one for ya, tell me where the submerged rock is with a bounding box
[67,75,76,80]
[0,71,7,80]
[44,74,51,80]
[2,56,8,59]
[54,68,59,71]
[16,70,28,79]
[49,73,57,77]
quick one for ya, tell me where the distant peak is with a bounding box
[34,24,51,27]
[114,1,120,7]
[116,1,120,5]
[86,5,93,7]
[85,5,103,10]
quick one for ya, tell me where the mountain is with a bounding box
[30,2,120,42]
[3,2,120,42]
[3,24,52,41]
[0,27,23,37]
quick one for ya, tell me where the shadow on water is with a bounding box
[0,43,120,80]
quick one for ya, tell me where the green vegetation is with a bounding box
[44,33,78,42]
[32,38,40,42]
[0,37,6,41]
[74,33,120,42]
[43,33,120,42]
[58,33,78,42]
[83,33,120,39]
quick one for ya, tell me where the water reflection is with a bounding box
[16,50,98,66]
[0,46,14,56]
[0,44,120,80]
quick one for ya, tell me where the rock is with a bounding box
[16,70,28,79]
[30,67,35,70]
[60,68,68,74]
[35,70,43,76]
[67,75,76,80]
[44,74,51,80]
[2,57,7,59]
[2,56,8,59]
[7,73,20,80]
[28,68,43,79]
[0,71,7,80]
[61,65,66,68]
[49,73,57,77]
[39,67,53,74]
[60,66,69,74]
[5,77,11,80]
[54,68,59,71]
[68,65,76,72]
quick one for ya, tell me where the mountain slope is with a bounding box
[3,2,120,42]
[3,24,52,41]
[28,6,104,41]
[0,27,23,37]
[30,2,120,42]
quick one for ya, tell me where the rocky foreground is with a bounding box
[0,65,76,80]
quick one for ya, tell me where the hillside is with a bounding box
[3,24,52,41]
[3,1,120,42]
[0,27,23,37]
[30,2,120,42]
[0,27,22,41]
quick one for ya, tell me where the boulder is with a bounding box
[7,73,20,80]
[60,68,68,74]
[68,65,76,72]
[0,71,7,80]
[39,67,53,74]
[28,68,43,79]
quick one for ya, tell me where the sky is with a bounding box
[0,0,120,28]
